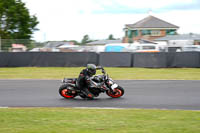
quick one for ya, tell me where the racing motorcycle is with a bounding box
[59,66,124,99]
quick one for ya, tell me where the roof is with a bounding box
[155,34,200,41]
[12,44,26,48]
[44,41,74,48]
[87,39,122,45]
[126,15,179,29]
[58,44,78,48]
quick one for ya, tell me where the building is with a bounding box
[87,39,122,45]
[12,44,27,52]
[154,34,200,52]
[155,34,200,46]
[42,41,75,52]
[123,15,179,43]
[86,39,122,53]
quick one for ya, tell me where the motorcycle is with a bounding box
[59,66,124,99]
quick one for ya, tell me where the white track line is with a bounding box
[0,106,8,108]
[73,107,128,110]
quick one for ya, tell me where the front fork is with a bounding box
[106,81,118,94]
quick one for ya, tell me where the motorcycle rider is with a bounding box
[76,64,97,99]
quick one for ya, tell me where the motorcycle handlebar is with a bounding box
[96,66,106,74]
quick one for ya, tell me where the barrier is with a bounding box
[133,52,167,68]
[30,52,98,67]
[0,52,98,67]
[99,52,132,67]
[167,52,200,68]
[0,52,199,68]
[0,52,12,67]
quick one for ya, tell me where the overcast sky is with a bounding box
[21,0,200,42]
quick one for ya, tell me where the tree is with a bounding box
[81,34,92,45]
[107,34,115,40]
[0,0,39,50]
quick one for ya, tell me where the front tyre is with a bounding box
[106,86,124,98]
[59,84,77,99]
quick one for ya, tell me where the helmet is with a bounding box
[87,64,96,76]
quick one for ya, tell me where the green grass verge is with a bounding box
[0,67,200,80]
[0,108,199,133]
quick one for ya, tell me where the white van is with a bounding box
[181,45,200,52]
[122,43,161,52]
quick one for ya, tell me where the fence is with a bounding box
[0,39,44,52]
[0,52,200,68]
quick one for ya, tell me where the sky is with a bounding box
[21,0,200,42]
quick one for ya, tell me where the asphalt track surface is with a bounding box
[0,80,200,110]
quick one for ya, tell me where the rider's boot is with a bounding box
[82,88,94,99]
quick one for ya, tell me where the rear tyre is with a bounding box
[59,84,77,99]
[106,86,124,98]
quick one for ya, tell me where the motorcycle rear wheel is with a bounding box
[59,84,77,99]
[106,86,124,98]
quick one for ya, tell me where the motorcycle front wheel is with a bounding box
[106,86,124,98]
[59,84,77,99]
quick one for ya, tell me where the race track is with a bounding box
[0,80,200,110]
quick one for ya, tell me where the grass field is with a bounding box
[0,108,200,133]
[0,67,200,80]
[0,67,200,133]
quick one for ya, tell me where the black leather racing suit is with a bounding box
[76,69,94,98]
